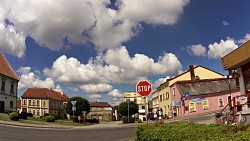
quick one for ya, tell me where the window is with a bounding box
[33,110,35,115]
[142,106,145,109]
[10,83,14,94]
[37,100,40,107]
[33,100,35,106]
[37,110,40,116]
[1,80,5,91]
[160,95,162,102]
[163,94,165,101]
[23,99,26,106]
[134,99,137,103]
[166,92,169,100]
[29,100,31,106]
[10,101,13,108]
[172,88,175,96]
[43,100,46,107]
[218,98,223,107]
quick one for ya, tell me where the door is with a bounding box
[0,101,4,113]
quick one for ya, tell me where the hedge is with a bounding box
[123,116,134,124]
[135,122,250,141]
[9,111,19,121]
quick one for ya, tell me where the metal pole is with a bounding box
[73,110,75,125]
[144,97,147,124]
[128,103,129,123]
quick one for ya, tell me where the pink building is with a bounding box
[170,78,240,117]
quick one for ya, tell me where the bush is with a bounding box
[19,112,27,119]
[44,113,58,120]
[74,117,99,124]
[9,111,19,121]
[135,122,250,141]
[27,113,33,117]
[123,116,134,124]
[43,116,55,122]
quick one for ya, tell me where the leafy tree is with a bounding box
[66,96,90,116]
[118,101,139,116]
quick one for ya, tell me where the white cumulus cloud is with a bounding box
[208,39,238,59]
[80,83,113,94]
[187,44,206,56]
[238,33,250,44]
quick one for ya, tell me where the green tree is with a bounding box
[118,101,139,116]
[66,96,90,116]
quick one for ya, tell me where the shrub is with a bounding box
[19,112,27,119]
[9,111,19,121]
[44,113,58,120]
[44,116,55,122]
[135,122,250,141]
[123,116,134,124]
[27,113,33,117]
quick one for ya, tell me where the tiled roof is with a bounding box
[21,88,69,101]
[176,78,239,97]
[90,101,112,107]
[0,53,19,80]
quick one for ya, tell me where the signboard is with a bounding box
[203,100,209,110]
[126,99,130,104]
[71,101,76,107]
[72,107,76,111]
[189,102,196,112]
[136,80,152,96]
[184,91,189,98]
[192,98,205,102]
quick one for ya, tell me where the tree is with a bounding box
[66,96,90,116]
[118,101,139,116]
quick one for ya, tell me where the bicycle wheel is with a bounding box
[238,114,247,124]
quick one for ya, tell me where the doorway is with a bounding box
[0,101,4,113]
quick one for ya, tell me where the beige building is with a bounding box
[20,88,69,119]
[123,91,148,121]
[0,53,19,113]
[88,101,113,122]
[158,65,224,117]
[152,90,159,113]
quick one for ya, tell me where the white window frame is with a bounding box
[218,98,223,107]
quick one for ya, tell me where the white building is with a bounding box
[0,54,19,113]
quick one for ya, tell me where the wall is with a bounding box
[171,83,241,117]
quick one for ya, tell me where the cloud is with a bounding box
[0,6,25,58]
[207,39,238,59]
[17,66,55,90]
[222,21,229,26]
[88,94,102,100]
[187,44,206,56]
[79,83,113,94]
[1,0,189,55]
[67,87,79,92]
[116,0,190,25]
[108,89,123,98]
[44,46,183,85]
[153,76,170,89]
[238,33,250,44]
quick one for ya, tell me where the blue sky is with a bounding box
[1,0,250,105]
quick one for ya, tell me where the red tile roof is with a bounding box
[0,53,19,80]
[90,101,112,108]
[21,88,69,101]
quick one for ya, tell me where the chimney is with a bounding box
[189,64,195,81]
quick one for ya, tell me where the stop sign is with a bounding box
[136,80,152,96]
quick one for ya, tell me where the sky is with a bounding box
[1,0,250,105]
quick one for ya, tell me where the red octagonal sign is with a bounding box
[136,80,152,97]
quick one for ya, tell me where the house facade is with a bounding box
[21,88,69,119]
[170,78,240,117]
[0,53,19,113]
[88,101,113,122]
[157,65,224,117]
[123,91,148,121]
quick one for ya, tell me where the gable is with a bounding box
[0,54,19,81]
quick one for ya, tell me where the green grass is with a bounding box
[0,113,11,121]
[0,113,92,126]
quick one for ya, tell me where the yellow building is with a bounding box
[123,91,148,121]
[158,65,224,117]
[20,88,69,119]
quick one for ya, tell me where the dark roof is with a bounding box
[167,65,223,82]
[90,101,112,108]
[176,78,239,97]
[21,88,69,101]
[0,53,19,80]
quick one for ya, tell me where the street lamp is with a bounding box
[224,75,232,108]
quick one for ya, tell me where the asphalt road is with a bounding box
[0,125,135,141]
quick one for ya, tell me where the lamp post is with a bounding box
[225,75,232,108]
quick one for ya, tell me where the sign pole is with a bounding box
[144,96,148,124]
[128,103,130,123]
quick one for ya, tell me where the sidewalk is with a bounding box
[0,120,141,130]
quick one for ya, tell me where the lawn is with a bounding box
[0,113,91,126]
